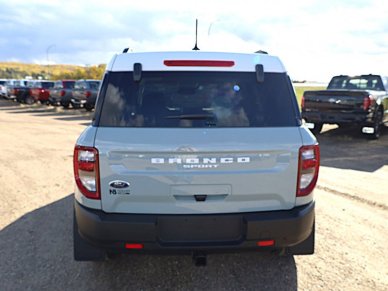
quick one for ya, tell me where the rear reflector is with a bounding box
[297,145,320,197]
[257,240,275,247]
[125,243,144,249]
[164,60,235,67]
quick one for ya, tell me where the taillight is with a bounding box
[73,146,100,199]
[297,145,320,197]
[41,89,45,93]
[60,90,65,97]
[85,91,91,98]
[363,95,371,111]
[301,95,305,110]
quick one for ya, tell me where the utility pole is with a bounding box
[46,44,56,80]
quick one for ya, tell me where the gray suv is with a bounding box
[73,51,319,264]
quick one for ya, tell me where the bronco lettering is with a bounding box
[151,157,251,164]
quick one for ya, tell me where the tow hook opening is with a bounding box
[192,252,207,266]
[194,195,207,202]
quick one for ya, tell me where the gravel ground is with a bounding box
[0,99,387,290]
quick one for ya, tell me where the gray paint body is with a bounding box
[76,126,316,214]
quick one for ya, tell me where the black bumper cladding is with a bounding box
[74,200,315,253]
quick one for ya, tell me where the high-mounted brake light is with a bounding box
[73,146,100,199]
[297,145,320,197]
[163,60,235,67]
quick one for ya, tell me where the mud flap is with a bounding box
[73,211,107,261]
[287,221,315,255]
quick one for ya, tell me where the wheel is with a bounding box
[61,102,70,109]
[310,123,323,135]
[85,104,94,112]
[369,109,383,140]
[73,211,107,261]
[25,96,34,105]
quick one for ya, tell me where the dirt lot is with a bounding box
[0,98,387,290]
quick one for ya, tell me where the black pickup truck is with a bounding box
[302,74,388,139]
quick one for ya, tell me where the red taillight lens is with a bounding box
[85,91,91,98]
[73,146,100,199]
[164,60,235,67]
[363,95,371,111]
[125,243,144,249]
[297,145,320,197]
[60,90,65,97]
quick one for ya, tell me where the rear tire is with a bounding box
[73,211,107,261]
[62,102,70,109]
[369,109,383,140]
[85,104,94,111]
[25,96,34,105]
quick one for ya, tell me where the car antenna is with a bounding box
[192,19,200,51]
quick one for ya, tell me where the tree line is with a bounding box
[0,62,106,80]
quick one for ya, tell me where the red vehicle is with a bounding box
[30,81,55,104]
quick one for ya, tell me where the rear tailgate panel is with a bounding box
[304,90,367,112]
[95,127,303,214]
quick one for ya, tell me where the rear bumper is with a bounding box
[74,200,315,253]
[302,111,372,124]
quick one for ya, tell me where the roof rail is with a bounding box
[255,50,268,54]
[123,48,129,53]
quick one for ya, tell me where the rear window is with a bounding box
[63,81,75,89]
[328,75,384,91]
[41,82,55,89]
[98,71,298,128]
[87,81,100,90]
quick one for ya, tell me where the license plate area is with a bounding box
[157,215,243,243]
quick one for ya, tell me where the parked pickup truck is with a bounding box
[30,81,55,104]
[302,74,388,139]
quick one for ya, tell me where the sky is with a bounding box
[0,0,387,82]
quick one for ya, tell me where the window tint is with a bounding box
[63,81,75,89]
[41,82,55,89]
[75,81,84,89]
[54,81,63,89]
[87,81,100,90]
[328,75,384,91]
[98,71,298,128]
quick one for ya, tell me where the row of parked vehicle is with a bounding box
[0,78,101,111]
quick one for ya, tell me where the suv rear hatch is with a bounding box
[94,71,303,214]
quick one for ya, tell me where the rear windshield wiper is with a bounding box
[165,114,215,120]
